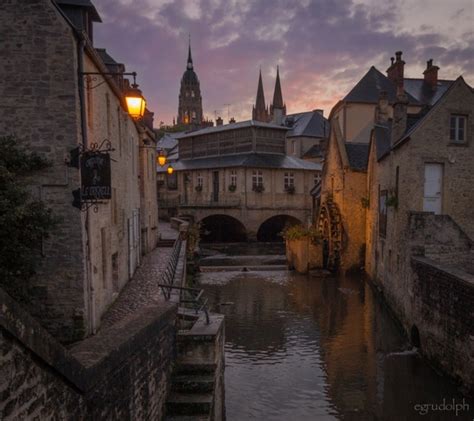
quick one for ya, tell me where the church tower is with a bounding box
[252,69,269,122]
[270,65,286,124]
[177,37,203,125]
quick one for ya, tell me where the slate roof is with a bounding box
[157,133,181,151]
[302,144,324,159]
[404,78,454,106]
[158,153,322,172]
[176,120,288,139]
[345,142,370,171]
[344,66,420,105]
[95,48,118,66]
[284,111,329,138]
[56,0,101,21]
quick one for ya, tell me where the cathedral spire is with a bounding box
[272,65,284,108]
[252,69,269,122]
[187,34,193,70]
[256,69,266,111]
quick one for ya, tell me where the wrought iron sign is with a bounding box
[70,139,114,212]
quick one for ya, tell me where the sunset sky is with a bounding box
[94,0,474,125]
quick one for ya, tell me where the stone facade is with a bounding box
[0,0,158,342]
[158,122,322,240]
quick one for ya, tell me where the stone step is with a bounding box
[172,374,215,393]
[175,363,216,376]
[166,392,213,416]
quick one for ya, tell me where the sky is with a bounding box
[93,0,474,125]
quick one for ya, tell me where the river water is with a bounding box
[197,268,473,420]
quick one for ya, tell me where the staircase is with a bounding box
[164,313,225,421]
[165,363,216,420]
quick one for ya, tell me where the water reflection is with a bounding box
[199,270,473,421]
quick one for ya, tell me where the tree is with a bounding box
[0,136,57,301]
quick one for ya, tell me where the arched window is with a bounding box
[191,90,195,97]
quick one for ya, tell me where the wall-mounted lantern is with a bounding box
[81,71,146,120]
[167,165,174,175]
[156,149,167,166]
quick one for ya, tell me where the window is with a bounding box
[167,172,178,190]
[192,111,197,119]
[191,90,195,97]
[284,172,294,189]
[291,140,297,155]
[197,173,203,187]
[314,172,321,185]
[450,115,466,143]
[252,170,263,188]
[379,188,387,237]
[230,170,237,186]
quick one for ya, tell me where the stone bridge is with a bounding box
[176,204,312,242]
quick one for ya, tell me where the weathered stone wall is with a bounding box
[320,119,367,271]
[365,78,474,390]
[0,0,86,342]
[411,257,474,391]
[0,287,177,420]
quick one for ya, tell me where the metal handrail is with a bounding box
[157,236,210,325]
[158,284,210,325]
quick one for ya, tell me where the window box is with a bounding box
[229,184,237,192]
[285,185,295,194]
[252,184,265,193]
[195,185,203,192]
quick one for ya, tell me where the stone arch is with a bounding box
[199,214,247,243]
[257,215,302,242]
[317,198,343,270]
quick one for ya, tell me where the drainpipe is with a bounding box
[77,34,95,335]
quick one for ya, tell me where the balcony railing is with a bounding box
[179,197,241,208]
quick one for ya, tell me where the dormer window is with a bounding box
[450,115,466,143]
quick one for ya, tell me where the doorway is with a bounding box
[423,163,443,214]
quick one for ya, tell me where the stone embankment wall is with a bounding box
[411,257,474,392]
[286,239,322,273]
[0,287,177,420]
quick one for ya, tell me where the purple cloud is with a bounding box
[93,0,474,125]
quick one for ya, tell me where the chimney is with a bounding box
[423,59,439,89]
[216,116,223,126]
[229,117,236,124]
[314,109,324,116]
[386,51,405,89]
[374,91,389,124]
[391,86,408,145]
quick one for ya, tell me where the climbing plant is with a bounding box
[0,135,57,301]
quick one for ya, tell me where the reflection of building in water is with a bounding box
[205,275,289,353]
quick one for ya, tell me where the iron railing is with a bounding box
[158,236,210,325]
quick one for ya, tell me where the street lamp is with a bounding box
[81,71,146,120]
[167,165,174,175]
[125,84,146,119]
[156,149,167,166]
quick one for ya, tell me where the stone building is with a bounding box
[158,120,322,241]
[365,75,474,389]
[318,52,457,271]
[0,0,158,342]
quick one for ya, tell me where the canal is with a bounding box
[197,252,473,420]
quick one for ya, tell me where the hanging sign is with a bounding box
[81,152,112,200]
